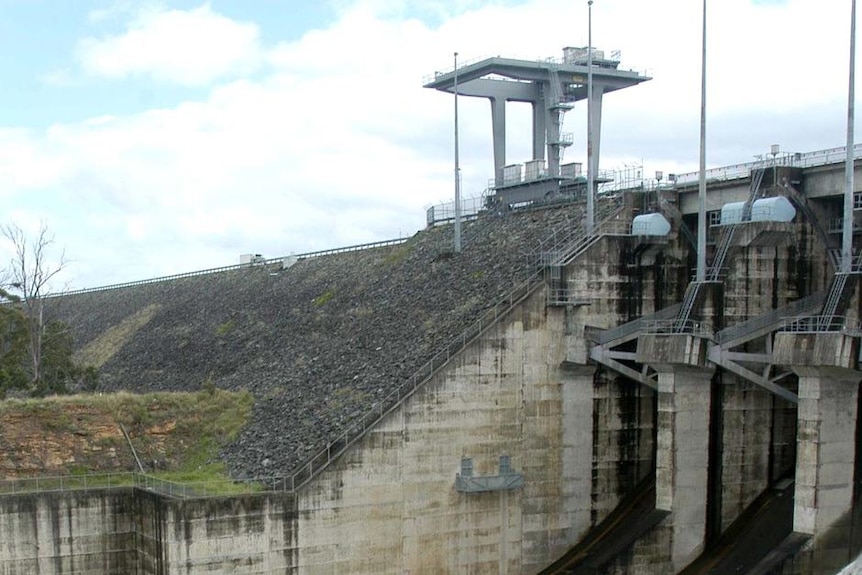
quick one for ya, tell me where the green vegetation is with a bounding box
[215,319,235,337]
[0,294,97,398]
[0,389,255,493]
[382,243,412,267]
[313,289,335,307]
[75,305,161,369]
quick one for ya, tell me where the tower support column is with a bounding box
[792,366,860,535]
[588,84,605,184]
[532,102,546,163]
[491,97,506,187]
[654,364,715,572]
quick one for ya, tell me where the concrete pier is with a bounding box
[654,365,715,571]
[793,367,859,536]
[774,332,862,537]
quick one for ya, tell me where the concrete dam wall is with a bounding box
[3,165,862,574]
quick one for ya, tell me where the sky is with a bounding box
[0,0,856,290]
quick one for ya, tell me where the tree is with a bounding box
[0,287,28,396]
[1,222,67,392]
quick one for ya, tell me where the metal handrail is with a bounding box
[423,53,647,86]
[426,195,488,226]
[5,208,638,499]
[276,269,548,493]
[591,304,682,345]
[0,472,136,495]
[715,292,826,345]
[642,319,714,338]
[782,315,861,334]
[276,201,631,493]
[0,472,269,499]
[55,238,409,298]
[673,143,862,186]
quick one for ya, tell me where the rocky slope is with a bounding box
[50,202,592,479]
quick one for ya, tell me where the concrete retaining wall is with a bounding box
[0,490,136,575]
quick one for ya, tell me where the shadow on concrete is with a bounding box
[539,475,667,574]
[679,479,799,575]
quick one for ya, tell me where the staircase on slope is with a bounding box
[544,200,629,306]
[811,267,860,332]
[282,205,616,492]
[782,181,838,271]
[675,168,767,330]
[708,291,826,403]
[780,179,859,331]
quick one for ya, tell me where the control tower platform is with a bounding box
[424,47,650,207]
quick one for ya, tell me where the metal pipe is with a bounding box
[454,52,462,253]
[843,0,856,272]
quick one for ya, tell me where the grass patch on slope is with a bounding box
[0,389,254,493]
[74,304,162,368]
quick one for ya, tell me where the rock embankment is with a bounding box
[53,203,589,479]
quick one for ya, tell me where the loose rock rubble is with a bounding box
[52,202,591,480]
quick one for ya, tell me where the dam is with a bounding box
[1,48,862,574]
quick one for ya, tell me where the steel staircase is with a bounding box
[676,168,767,328]
[545,201,629,305]
[822,272,849,320]
[782,182,837,270]
[545,60,574,169]
[741,168,766,221]
[708,291,826,403]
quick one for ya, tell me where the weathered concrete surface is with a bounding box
[141,492,299,574]
[792,370,860,536]
[0,488,299,575]
[0,490,136,575]
[655,367,714,572]
[8,184,856,573]
[295,288,594,574]
[775,332,861,369]
[636,334,710,367]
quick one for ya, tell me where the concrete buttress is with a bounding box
[654,364,715,572]
[792,367,860,536]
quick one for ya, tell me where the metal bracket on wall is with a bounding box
[455,456,524,493]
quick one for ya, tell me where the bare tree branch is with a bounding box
[1,221,67,390]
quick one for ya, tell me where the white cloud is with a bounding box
[1,0,859,290]
[77,3,263,86]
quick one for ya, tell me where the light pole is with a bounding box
[843,0,856,272]
[696,0,707,282]
[586,0,595,235]
[454,51,462,253]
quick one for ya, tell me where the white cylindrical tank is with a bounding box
[631,213,671,236]
[720,201,746,225]
[750,196,796,222]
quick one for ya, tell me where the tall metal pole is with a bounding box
[454,52,462,253]
[696,0,707,282]
[586,0,595,234]
[843,0,856,272]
